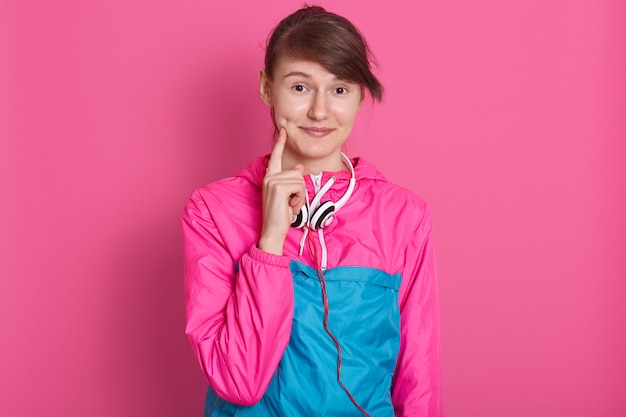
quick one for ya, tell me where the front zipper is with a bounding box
[310,172,323,194]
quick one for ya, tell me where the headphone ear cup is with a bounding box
[291,204,309,229]
[310,201,335,230]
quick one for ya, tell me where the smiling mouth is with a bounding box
[301,127,334,138]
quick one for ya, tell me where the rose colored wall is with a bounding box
[1,0,624,416]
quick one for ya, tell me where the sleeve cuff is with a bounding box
[247,244,292,268]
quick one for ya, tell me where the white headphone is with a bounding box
[291,153,356,230]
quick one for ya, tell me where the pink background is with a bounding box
[1,0,625,416]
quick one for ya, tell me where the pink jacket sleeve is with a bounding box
[392,205,443,416]
[182,191,295,405]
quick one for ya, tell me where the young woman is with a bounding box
[183,6,442,416]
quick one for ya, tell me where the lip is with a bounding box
[300,127,334,138]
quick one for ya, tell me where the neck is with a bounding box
[282,150,346,175]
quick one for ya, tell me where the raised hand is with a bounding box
[258,128,305,256]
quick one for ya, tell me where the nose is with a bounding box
[307,92,328,120]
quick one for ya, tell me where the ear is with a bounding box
[259,69,273,107]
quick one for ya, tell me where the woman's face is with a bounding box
[260,58,363,172]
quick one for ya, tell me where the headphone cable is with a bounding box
[305,225,370,417]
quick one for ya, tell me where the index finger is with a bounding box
[267,128,287,175]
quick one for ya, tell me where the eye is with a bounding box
[334,87,348,95]
[292,84,307,92]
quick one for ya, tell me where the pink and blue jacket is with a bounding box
[182,155,442,416]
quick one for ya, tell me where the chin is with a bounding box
[294,145,343,162]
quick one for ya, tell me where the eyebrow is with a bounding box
[283,71,312,79]
[283,71,346,84]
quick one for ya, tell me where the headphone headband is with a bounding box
[335,153,355,211]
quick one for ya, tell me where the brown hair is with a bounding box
[264,5,384,101]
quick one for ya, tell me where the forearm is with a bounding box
[191,246,294,405]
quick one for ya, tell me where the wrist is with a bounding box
[257,234,285,256]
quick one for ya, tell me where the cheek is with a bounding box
[273,100,305,128]
[272,110,290,130]
[334,103,360,127]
